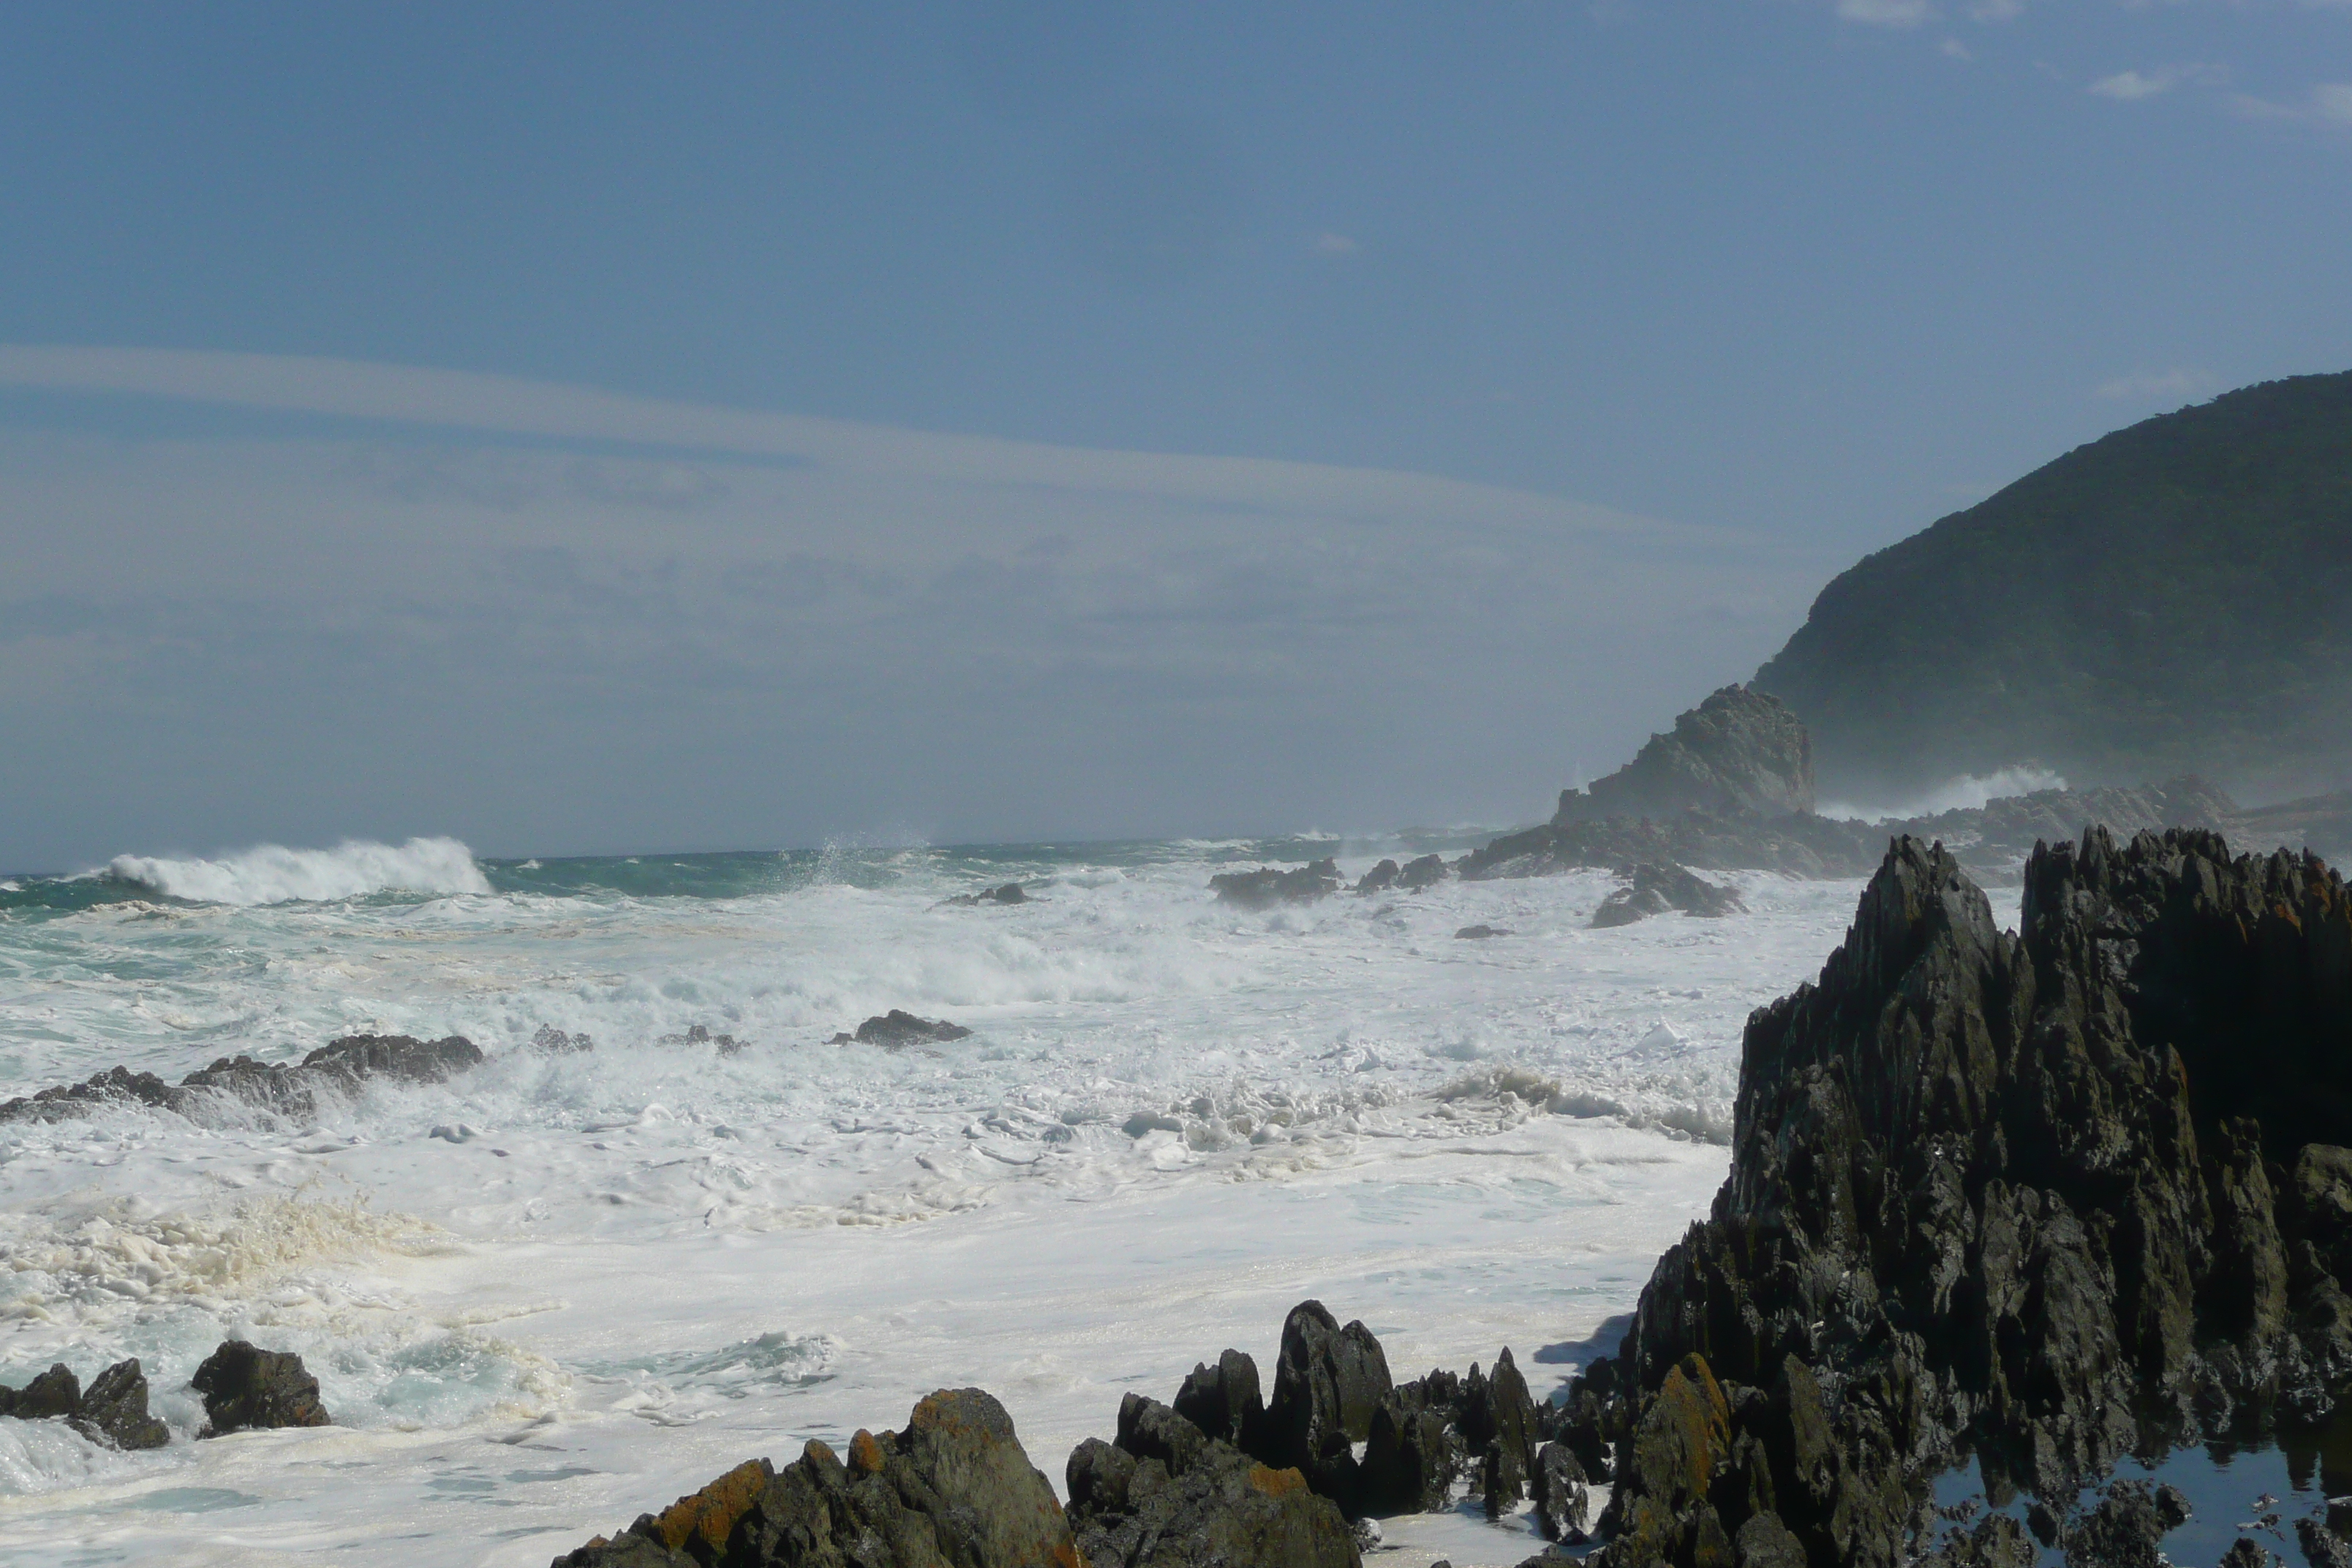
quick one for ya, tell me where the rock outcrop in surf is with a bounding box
[0,1357,168,1450]
[1590,863,1745,927]
[1555,684,1814,823]
[0,1033,483,1125]
[1211,859,1343,908]
[1537,828,2352,1567]
[192,1340,331,1436]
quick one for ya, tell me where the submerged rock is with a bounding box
[1210,859,1343,909]
[1454,924,1511,940]
[1588,862,1745,927]
[945,881,1030,906]
[191,1341,330,1436]
[550,1387,1077,1568]
[829,1010,973,1047]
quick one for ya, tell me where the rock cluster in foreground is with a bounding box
[0,1032,482,1125]
[1541,828,2352,1567]
[551,1299,1597,1568]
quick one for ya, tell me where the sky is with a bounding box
[2,1,2348,867]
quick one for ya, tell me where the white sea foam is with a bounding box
[99,836,492,905]
[1821,764,2069,823]
[0,843,1871,1564]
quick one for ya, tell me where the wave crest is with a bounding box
[102,836,492,905]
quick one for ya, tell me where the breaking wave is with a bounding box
[1821,766,2069,823]
[100,836,493,905]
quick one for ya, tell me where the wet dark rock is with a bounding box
[829,1010,973,1047]
[946,882,1030,907]
[190,1340,330,1435]
[75,1358,170,1450]
[1530,1441,1589,1540]
[1260,1301,1393,1507]
[1398,854,1449,891]
[1471,1348,1539,1515]
[0,1359,170,1450]
[1555,685,1815,823]
[1,1363,81,1422]
[1211,859,1343,909]
[553,1387,1076,1568]
[2301,1516,2352,1568]
[1454,924,1511,941]
[2222,1539,2281,1568]
[1174,1349,1264,1450]
[532,1025,595,1052]
[1561,827,2352,1568]
[2064,1479,2166,1568]
[1357,1389,1455,1516]
[1066,1395,1358,1568]
[0,1033,481,1126]
[1354,859,1401,894]
[1589,862,1746,928]
[1915,1513,2035,1568]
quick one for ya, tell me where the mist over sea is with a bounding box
[0,832,1863,1564]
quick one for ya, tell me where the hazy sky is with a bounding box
[4,2,2348,867]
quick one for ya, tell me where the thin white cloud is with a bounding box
[2231,81,2352,127]
[1940,37,1975,61]
[2089,67,2201,102]
[1836,0,1937,26]
[1313,232,1360,255]
[2096,369,2201,402]
[0,344,1687,545]
[1967,0,2023,20]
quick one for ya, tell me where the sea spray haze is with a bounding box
[0,832,1865,1564]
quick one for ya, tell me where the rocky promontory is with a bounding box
[1539,827,2352,1566]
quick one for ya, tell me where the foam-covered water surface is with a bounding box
[0,836,1866,1565]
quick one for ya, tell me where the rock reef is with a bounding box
[0,1357,167,1450]
[0,1032,482,1125]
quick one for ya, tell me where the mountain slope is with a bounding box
[1754,369,2352,803]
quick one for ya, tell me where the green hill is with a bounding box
[1754,369,2352,804]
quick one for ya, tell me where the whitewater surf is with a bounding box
[0,834,1863,1565]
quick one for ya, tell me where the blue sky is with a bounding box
[2,2,2348,865]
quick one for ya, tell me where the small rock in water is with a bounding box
[1209,859,1341,909]
[1354,859,1401,894]
[190,1340,330,1436]
[830,1010,973,1047]
[944,881,1030,906]
[429,1123,477,1143]
[0,1359,170,1450]
[1454,924,1511,940]
[75,1359,170,1450]
[1590,862,1744,927]
[2,1364,81,1421]
[2220,1539,2279,1568]
[531,1025,593,1052]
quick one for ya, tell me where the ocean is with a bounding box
[0,834,1867,1566]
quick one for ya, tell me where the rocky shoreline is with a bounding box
[546,825,2352,1567]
